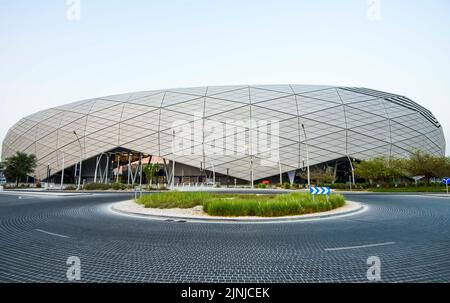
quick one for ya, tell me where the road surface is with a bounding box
[0,191,449,282]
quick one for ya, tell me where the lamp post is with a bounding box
[60,151,65,190]
[278,158,283,184]
[47,163,50,190]
[301,124,311,189]
[73,131,83,191]
[172,129,175,188]
[250,157,254,189]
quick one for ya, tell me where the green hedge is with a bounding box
[83,183,136,190]
[83,183,112,190]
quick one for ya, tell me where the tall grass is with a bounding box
[204,193,345,217]
[137,192,346,217]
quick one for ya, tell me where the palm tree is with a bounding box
[144,163,159,186]
[4,152,37,187]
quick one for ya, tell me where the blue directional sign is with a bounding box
[442,177,450,185]
[310,186,331,195]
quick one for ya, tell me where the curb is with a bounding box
[0,190,93,197]
[110,200,365,223]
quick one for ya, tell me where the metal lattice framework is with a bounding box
[2,85,446,181]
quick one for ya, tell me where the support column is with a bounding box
[127,152,131,185]
[116,153,120,183]
[139,153,143,189]
[104,154,110,184]
[163,158,171,186]
[332,160,339,184]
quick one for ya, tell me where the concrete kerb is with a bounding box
[0,190,93,197]
[110,200,366,224]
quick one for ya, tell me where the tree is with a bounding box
[384,157,407,184]
[405,151,450,183]
[354,157,389,184]
[143,163,159,186]
[4,152,37,187]
[298,166,334,185]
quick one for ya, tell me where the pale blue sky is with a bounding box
[1,0,449,156]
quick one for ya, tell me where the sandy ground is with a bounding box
[112,199,363,221]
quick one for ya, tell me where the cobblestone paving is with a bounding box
[0,192,450,282]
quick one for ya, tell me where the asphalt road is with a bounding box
[0,191,450,282]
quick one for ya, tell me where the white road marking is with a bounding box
[35,229,70,238]
[325,241,395,251]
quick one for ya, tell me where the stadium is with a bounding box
[1,85,446,186]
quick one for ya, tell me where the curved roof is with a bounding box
[2,85,446,181]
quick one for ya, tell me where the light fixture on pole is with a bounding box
[47,163,50,190]
[278,158,282,184]
[60,151,65,190]
[301,124,311,189]
[73,130,83,191]
[172,129,175,188]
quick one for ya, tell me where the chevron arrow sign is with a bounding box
[309,186,331,195]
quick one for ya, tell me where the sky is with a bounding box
[1,0,449,158]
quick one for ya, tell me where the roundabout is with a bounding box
[111,199,365,223]
[1,191,450,282]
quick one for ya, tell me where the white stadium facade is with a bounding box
[1,85,446,186]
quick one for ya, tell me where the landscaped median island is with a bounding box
[136,192,346,217]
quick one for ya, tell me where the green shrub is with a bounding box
[291,183,300,189]
[281,183,291,189]
[111,183,126,190]
[84,183,111,190]
[203,193,345,217]
[256,183,267,189]
[368,186,447,192]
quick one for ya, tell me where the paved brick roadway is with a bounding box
[0,192,449,282]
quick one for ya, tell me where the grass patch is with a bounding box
[368,187,447,193]
[137,191,219,209]
[137,192,346,217]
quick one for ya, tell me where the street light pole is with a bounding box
[172,129,175,188]
[250,157,254,189]
[301,124,311,189]
[279,158,283,184]
[73,131,83,191]
[47,163,50,190]
[60,151,65,190]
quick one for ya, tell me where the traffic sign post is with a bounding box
[442,177,450,195]
[309,187,331,195]
[310,186,331,203]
